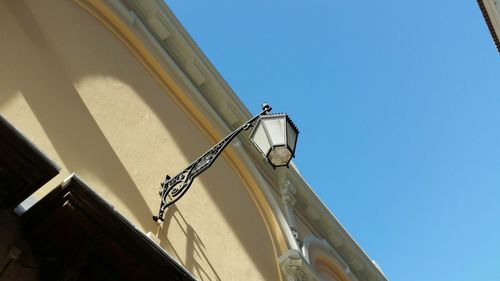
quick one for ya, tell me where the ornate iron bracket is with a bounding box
[153,103,272,222]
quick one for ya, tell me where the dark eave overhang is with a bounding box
[478,0,500,54]
[0,114,60,208]
[21,174,198,281]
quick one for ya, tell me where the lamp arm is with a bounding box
[153,104,271,222]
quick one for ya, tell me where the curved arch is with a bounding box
[302,234,356,281]
[66,1,293,280]
[73,0,290,256]
[0,0,291,280]
[315,258,347,281]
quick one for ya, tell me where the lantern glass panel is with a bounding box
[286,120,298,153]
[250,121,271,156]
[263,117,286,146]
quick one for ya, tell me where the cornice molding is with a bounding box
[122,0,249,128]
[478,0,500,53]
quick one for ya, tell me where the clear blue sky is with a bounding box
[166,1,500,280]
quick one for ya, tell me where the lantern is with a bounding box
[250,114,299,167]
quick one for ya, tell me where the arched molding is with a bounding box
[302,235,358,281]
[66,1,388,280]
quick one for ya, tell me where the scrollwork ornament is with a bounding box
[153,103,272,222]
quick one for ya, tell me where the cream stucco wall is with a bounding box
[0,1,283,280]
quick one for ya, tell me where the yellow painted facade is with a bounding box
[0,1,387,281]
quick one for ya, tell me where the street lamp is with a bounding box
[250,114,298,167]
[153,103,298,222]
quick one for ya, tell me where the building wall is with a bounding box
[0,1,282,280]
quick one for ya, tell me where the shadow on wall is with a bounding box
[0,0,152,228]
[159,206,222,281]
[0,0,280,279]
